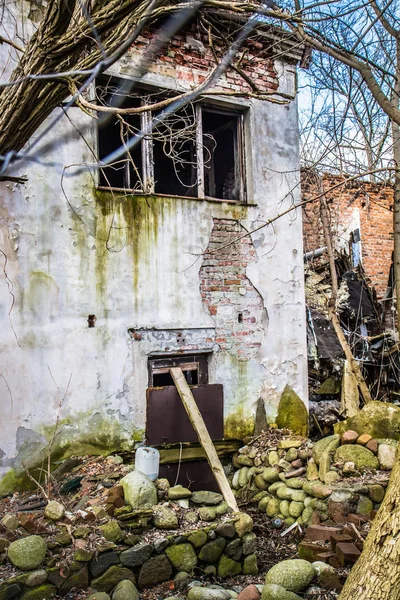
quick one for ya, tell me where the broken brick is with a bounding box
[330,533,353,551]
[298,541,327,562]
[335,542,361,565]
[305,525,341,542]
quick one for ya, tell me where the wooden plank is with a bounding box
[158,440,242,465]
[170,367,239,512]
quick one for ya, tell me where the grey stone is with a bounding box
[225,539,242,561]
[138,554,173,589]
[312,435,340,465]
[60,566,89,594]
[265,559,315,592]
[168,485,192,500]
[0,583,21,600]
[7,535,47,571]
[215,523,236,539]
[188,588,231,600]
[242,532,257,555]
[90,550,120,577]
[191,491,223,506]
[120,543,153,567]
[120,470,158,508]
[112,579,140,600]
[44,501,65,521]
[92,566,136,593]
[25,570,48,587]
[378,444,396,470]
[154,537,169,553]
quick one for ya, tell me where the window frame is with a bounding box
[96,80,248,203]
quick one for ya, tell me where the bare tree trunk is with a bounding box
[393,40,400,340]
[338,447,400,600]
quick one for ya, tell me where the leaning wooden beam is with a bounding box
[170,367,239,512]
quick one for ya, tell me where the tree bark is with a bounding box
[392,38,400,341]
[338,447,400,600]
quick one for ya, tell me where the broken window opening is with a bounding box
[202,108,245,202]
[148,354,209,387]
[96,78,247,202]
[97,77,144,190]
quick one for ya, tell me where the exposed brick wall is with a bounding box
[302,172,394,299]
[128,22,280,95]
[199,219,266,360]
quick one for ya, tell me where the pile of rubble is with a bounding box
[230,424,393,528]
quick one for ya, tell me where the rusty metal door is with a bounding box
[146,384,223,445]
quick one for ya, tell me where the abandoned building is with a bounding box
[0,8,309,493]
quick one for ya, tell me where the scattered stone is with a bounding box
[198,507,217,521]
[185,512,199,525]
[268,451,280,465]
[378,444,396,470]
[107,455,123,465]
[198,538,226,563]
[341,430,359,444]
[44,501,65,521]
[138,554,173,589]
[120,543,153,568]
[112,579,140,600]
[188,588,231,600]
[365,439,378,454]
[265,559,315,592]
[168,485,192,500]
[343,461,356,474]
[278,440,304,450]
[302,482,332,499]
[357,495,373,516]
[1,514,19,531]
[92,566,136,593]
[25,570,48,587]
[334,445,379,470]
[174,571,191,588]
[237,455,254,467]
[261,584,302,600]
[369,484,385,503]
[356,434,372,446]
[7,535,47,571]
[74,526,90,538]
[153,505,179,529]
[191,491,223,506]
[92,506,107,520]
[120,470,158,508]
[237,584,261,600]
[285,448,298,462]
[306,459,319,481]
[324,471,340,485]
[100,520,123,543]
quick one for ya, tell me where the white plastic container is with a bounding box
[135,446,160,481]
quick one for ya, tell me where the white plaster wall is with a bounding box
[0,32,307,487]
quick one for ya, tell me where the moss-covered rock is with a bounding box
[165,544,198,572]
[153,505,178,529]
[120,471,157,508]
[276,386,308,436]
[243,554,258,575]
[7,536,47,571]
[198,538,226,563]
[217,554,241,577]
[20,585,57,600]
[334,401,400,440]
[100,520,123,543]
[312,435,340,465]
[261,584,302,599]
[138,554,172,589]
[265,559,315,592]
[92,566,136,593]
[187,530,208,548]
[112,579,140,600]
[334,445,379,470]
[233,512,253,537]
